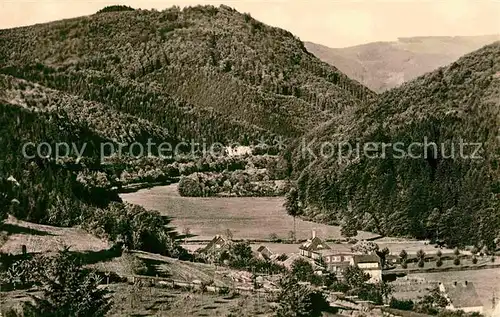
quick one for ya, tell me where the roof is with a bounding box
[257,245,272,253]
[299,237,331,252]
[442,282,483,308]
[353,254,381,267]
[282,253,324,270]
[200,235,229,253]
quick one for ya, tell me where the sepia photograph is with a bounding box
[0,0,499,316]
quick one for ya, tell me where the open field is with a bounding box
[0,216,111,255]
[374,237,455,255]
[120,184,379,241]
[107,284,274,317]
[411,268,500,316]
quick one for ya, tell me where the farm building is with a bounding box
[353,254,382,283]
[201,235,230,252]
[254,245,273,260]
[439,281,483,314]
[299,230,331,260]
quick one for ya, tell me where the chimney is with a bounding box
[312,230,316,239]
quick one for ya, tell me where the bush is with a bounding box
[436,258,443,267]
[401,260,408,269]
[97,5,135,13]
[178,176,203,196]
[390,297,415,311]
[418,259,425,268]
[275,276,329,317]
[453,257,460,266]
[22,248,112,317]
[218,286,230,295]
[472,256,478,264]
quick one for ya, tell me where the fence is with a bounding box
[115,273,280,295]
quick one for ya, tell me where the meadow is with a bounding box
[411,268,500,316]
[120,184,379,241]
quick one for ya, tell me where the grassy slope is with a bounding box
[0,216,110,255]
[120,184,379,241]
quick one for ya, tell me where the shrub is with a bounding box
[97,5,135,13]
[275,276,329,317]
[418,259,425,268]
[401,261,408,269]
[218,286,230,295]
[453,257,460,266]
[178,175,203,196]
[269,233,279,242]
[390,297,415,311]
[472,256,478,264]
[276,254,288,261]
[22,248,112,317]
[436,258,443,267]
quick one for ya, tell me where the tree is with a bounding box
[471,246,479,255]
[340,215,357,239]
[415,287,448,315]
[22,248,112,317]
[343,265,370,291]
[182,227,191,243]
[269,232,279,242]
[291,258,315,282]
[418,259,425,268]
[453,257,460,266]
[227,241,253,268]
[351,241,379,254]
[472,255,478,264]
[453,247,460,257]
[377,247,390,268]
[416,249,426,262]
[224,229,233,240]
[284,186,300,241]
[436,249,443,258]
[275,275,329,317]
[399,249,408,262]
[436,258,443,267]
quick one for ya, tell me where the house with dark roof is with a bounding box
[255,245,273,260]
[439,281,483,314]
[198,235,230,254]
[299,230,331,260]
[352,254,382,282]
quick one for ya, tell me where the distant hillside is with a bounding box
[305,34,500,92]
[0,5,375,251]
[286,42,500,248]
[0,5,373,145]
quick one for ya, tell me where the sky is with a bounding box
[0,0,499,48]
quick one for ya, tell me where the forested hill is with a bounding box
[0,5,374,144]
[286,42,500,248]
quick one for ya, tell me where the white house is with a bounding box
[352,254,382,283]
[299,230,331,260]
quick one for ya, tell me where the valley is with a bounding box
[0,3,499,317]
